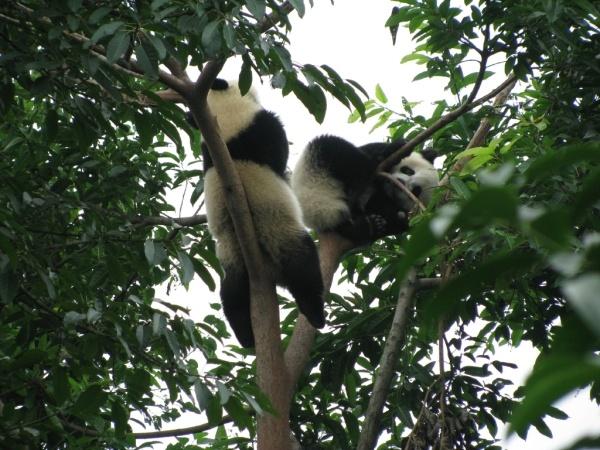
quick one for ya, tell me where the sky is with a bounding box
[146,1,600,448]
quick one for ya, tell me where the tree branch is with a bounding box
[442,77,518,184]
[134,416,233,439]
[377,172,426,212]
[61,415,234,440]
[284,233,355,393]
[131,214,207,227]
[464,26,491,106]
[357,270,417,450]
[186,59,292,450]
[416,277,443,290]
[11,2,188,93]
[377,74,518,172]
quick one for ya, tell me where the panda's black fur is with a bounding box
[190,79,325,348]
[291,134,438,243]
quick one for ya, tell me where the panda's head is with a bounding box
[200,79,262,142]
[388,150,439,206]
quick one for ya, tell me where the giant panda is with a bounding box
[189,79,325,348]
[290,134,438,243]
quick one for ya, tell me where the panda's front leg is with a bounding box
[220,262,254,348]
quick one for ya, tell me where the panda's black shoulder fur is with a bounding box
[201,109,288,177]
[308,135,373,185]
[307,135,404,196]
[186,78,289,177]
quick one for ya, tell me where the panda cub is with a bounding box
[190,79,325,348]
[291,134,438,243]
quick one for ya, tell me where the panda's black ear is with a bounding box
[211,78,229,90]
[421,147,437,164]
[186,110,198,129]
[388,137,412,159]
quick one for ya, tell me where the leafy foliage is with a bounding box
[0,0,599,449]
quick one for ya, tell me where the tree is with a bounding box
[0,1,599,449]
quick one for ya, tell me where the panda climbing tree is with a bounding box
[187,79,325,348]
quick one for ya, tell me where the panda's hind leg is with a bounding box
[220,263,254,348]
[279,233,325,329]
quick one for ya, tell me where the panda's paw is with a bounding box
[366,214,388,239]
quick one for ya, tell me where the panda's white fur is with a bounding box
[291,148,350,232]
[204,162,306,266]
[197,79,325,348]
[206,85,261,143]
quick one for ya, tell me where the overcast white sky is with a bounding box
[148,1,600,448]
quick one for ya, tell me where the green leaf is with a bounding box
[152,312,167,336]
[146,34,167,60]
[201,21,220,49]
[288,0,305,17]
[246,0,266,19]
[111,400,129,438]
[375,84,388,103]
[562,274,600,338]
[9,349,46,371]
[223,24,237,50]
[106,31,130,63]
[224,396,252,430]
[292,81,327,123]
[239,57,253,96]
[89,21,124,45]
[509,356,600,436]
[194,380,212,411]
[192,257,216,291]
[144,240,156,265]
[526,142,600,182]
[52,367,70,404]
[163,330,180,358]
[449,176,471,199]
[134,43,158,79]
[207,394,223,425]
[0,266,18,303]
[126,368,152,401]
[72,385,108,417]
[273,46,293,72]
[400,52,430,64]
[217,381,231,405]
[177,250,195,285]
[454,187,518,228]
[424,251,538,324]
[89,6,111,24]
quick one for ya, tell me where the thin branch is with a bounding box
[357,270,417,450]
[164,56,190,82]
[415,277,443,290]
[442,77,517,184]
[154,88,187,103]
[377,172,426,213]
[464,29,490,106]
[134,416,233,439]
[12,2,188,93]
[403,379,439,450]
[284,232,355,395]
[132,214,207,227]
[378,74,518,172]
[61,416,234,440]
[187,59,292,450]
[257,1,295,32]
[438,319,447,450]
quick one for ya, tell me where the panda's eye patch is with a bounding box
[400,166,415,175]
